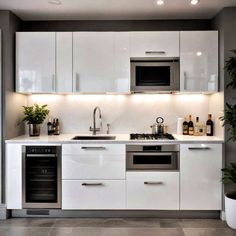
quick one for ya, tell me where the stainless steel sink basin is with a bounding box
[72,135,116,140]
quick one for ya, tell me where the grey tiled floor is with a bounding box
[0,218,235,236]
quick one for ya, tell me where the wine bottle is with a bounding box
[188,115,194,135]
[47,118,53,135]
[206,114,214,136]
[183,117,189,135]
[194,117,200,136]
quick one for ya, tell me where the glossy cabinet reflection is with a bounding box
[180,31,218,93]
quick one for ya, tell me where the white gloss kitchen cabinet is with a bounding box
[180,31,218,93]
[73,32,130,93]
[130,31,179,58]
[62,143,126,209]
[16,32,73,93]
[180,144,222,210]
[126,172,179,210]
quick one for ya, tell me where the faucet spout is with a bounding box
[90,106,102,135]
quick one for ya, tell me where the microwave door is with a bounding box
[131,62,179,92]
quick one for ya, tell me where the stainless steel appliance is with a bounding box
[126,144,179,171]
[131,58,180,92]
[22,146,61,209]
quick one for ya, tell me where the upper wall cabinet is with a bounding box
[73,32,130,93]
[16,32,73,93]
[130,32,179,58]
[180,31,218,93]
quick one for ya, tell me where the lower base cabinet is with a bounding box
[62,180,126,209]
[126,172,180,210]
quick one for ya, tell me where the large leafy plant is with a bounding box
[23,104,49,124]
[225,50,236,89]
[222,163,236,199]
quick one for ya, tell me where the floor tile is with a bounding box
[183,228,236,236]
[180,219,227,228]
[0,227,51,236]
[160,219,182,228]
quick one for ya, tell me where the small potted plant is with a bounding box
[221,163,236,229]
[23,104,50,136]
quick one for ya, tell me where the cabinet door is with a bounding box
[16,32,56,93]
[114,32,130,93]
[62,144,125,179]
[62,180,126,209]
[56,32,73,93]
[126,172,179,210]
[130,32,179,58]
[180,31,218,92]
[180,144,222,210]
[73,32,115,93]
[6,144,22,209]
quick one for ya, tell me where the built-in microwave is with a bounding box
[130,58,180,93]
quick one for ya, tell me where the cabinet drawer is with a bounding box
[126,172,179,210]
[62,144,125,155]
[62,180,126,209]
[130,32,179,58]
[62,153,125,179]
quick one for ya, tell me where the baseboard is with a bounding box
[12,209,220,219]
[0,205,10,220]
[220,211,226,221]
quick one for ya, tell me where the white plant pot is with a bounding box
[225,192,236,229]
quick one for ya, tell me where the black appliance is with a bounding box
[130,133,175,140]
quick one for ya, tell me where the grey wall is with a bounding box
[212,7,236,193]
[22,19,212,32]
[0,10,26,203]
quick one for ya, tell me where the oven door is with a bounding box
[131,61,179,92]
[126,152,178,171]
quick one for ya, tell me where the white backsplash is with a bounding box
[27,94,216,135]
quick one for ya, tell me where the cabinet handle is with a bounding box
[184,71,187,91]
[144,181,164,185]
[82,183,104,186]
[52,74,56,92]
[188,147,211,150]
[81,146,106,150]
[145,51,166,54]
[75,73,79,92]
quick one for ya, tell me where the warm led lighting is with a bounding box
[157,0,164,5]
[190,0,200,5]
[196,51,202,56]
[48,0,62,5]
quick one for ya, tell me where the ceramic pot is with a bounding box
[225,192,236,229]
[28,124,41,136]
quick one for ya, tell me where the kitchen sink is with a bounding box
[72,135,116,140]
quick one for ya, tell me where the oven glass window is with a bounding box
[136,66,170,86]
[133,155,172,165]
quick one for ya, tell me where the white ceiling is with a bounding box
[0,0,236,21]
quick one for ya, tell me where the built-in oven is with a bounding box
[22,146,61,209]
[130,59,180,92]
[126,145,179,171]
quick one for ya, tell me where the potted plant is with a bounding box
[220,50,236,229]
[23,104,50,136]
[221,164,236,229]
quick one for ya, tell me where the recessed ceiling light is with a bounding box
[157,0,164,6]
[196,51,202,56]
[48,0,62,5]
[190,0,200,5]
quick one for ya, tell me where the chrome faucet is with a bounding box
[89,106,102,135]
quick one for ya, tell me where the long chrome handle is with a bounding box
[188,147,211,150]
[75,73,79,92]
[52,74,56,92]
[184,71,187,90]
[81,146,106,150]
[144,181,164,185]
[82,183,104,186]
[26,154,57,157]
[145,51,166,54]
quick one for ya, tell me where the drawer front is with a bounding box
[126,172,179,210]
[62,180,126,209]
[62,153,125,179]
[62,144,125,155]
[130,32,179,58]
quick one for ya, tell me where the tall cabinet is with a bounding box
[180,31,218,92]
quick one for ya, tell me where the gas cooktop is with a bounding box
[130,133,175,140]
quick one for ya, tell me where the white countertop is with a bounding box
[5,133,224,144]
